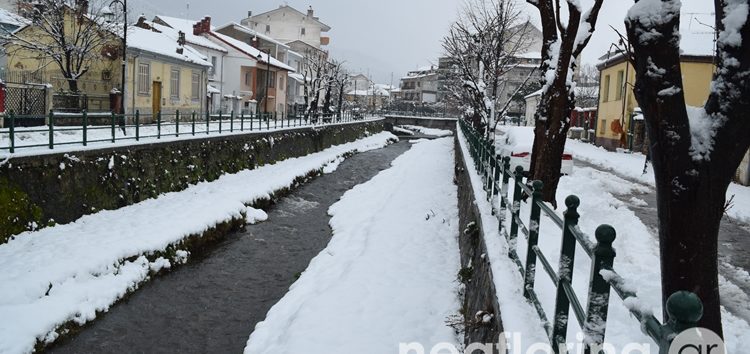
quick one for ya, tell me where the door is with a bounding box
[152,81,162,116]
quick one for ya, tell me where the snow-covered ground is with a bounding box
[397,125,454,137]
[461,127,750,353]
[0,131,396,354]
[565,139,750,224]
[0,117,383,158]
[244,137,461,354]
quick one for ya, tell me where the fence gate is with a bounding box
[5,84,47,115]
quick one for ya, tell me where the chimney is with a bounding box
[135,15,149,29]
[75,0,89,14]
[177,31,186,46]
[247,10,252,17]
[193,17,212,36]
[307,6,314,17]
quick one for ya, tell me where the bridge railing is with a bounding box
[459,118,704,353]
[0,110,379,154]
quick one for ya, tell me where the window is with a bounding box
[602,75,611,102]
[600,119,607,134]
[265,24,270,33]
[301,27,306,35]
[137,63,150,94]
[245,71,252,86]
[191,71,200,100]
[616,70,625,100]
[256,70,276,89]
[279,75,284,90]
[210,56,217,75]
[170,68,180,98]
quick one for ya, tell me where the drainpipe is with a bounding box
[131,53,139,114]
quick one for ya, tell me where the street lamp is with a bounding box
[256,49,271,120]
[110,0,127,114]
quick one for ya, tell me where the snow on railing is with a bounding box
[459,118,705,353]
[0,110,381,155]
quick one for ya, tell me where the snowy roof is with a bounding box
[0,8,28,27]
[128,25,211,67]
[208,31,295,72]
[207,84,220,94]
[152,16,228,53]
[288,72,306,83]
[516,51,542,60]
[248,5,331,32]
[347,87,390,97]
[214,22,289,49]
[598,23,715,67]
[524,88,543,99]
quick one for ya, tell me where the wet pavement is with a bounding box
[47,141,412,354]
[575,159,750,323]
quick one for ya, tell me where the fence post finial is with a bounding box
[665,291,703,334]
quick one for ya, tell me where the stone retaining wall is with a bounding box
[0,120,384,243]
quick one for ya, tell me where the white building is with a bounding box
[152,15,229,114]
[240,5,331,50]
[399,66,439,104]
[158,16,295,116]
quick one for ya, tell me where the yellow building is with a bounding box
[595,53,715,151]
[4,3,123,112]
[124,19,211,119]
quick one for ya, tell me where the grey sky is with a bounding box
[133,0,713,84]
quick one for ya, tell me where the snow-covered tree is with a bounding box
[527,0,605,205]
[625,0,750,336]
[442,0,536,139]
[3,0,118,93]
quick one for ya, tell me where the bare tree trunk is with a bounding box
[625,0,750,336]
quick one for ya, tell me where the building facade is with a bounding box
[240,5,330,50]
[595,53,714,151]
[124,19,211,117]
[399,66,439,104]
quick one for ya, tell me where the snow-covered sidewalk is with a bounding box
[0,131,396,354]
[244,137,461,354]
[566,139,750,224]
[460,127,750,353]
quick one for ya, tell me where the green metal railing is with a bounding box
[0,110,377,154]
[459,119,704,354]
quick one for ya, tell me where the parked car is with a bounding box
[496,126,574,175]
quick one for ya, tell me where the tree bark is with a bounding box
[625,0,750,336]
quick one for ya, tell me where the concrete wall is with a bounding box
[0,120,384,243]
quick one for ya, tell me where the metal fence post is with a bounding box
[250,112,254,131]
[583,225,617,352]
[230,110,234,132]
[240,111,245,131]
[266,112,269,130]
[219,110,223,134]
[109,111,117,144]
[156,111,162,139]
[509,165,524,246]
[135,110,140,141]
[175,110,180,137]
[274,112,278,129]
[205,111,210,135]
[9,111,15,153]
[551,195,581,348]
[191,111,196,136]
[500,157,511,211]
[48,110,54,149]
[82,110,88,146]
[523,180,544,299]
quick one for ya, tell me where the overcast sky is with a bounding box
[132,0,713,84]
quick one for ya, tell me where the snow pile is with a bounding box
[0,131,397,354]
[397,125,453,137]
[244,137,461,354]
